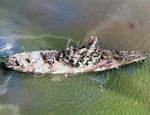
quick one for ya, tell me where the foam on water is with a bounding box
[0,75,11,95]
[0,43,13,52]
[0,104,19,115]
[0,37,18,56]
[88,72,110,85]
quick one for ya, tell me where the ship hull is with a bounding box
[4,50,147,77]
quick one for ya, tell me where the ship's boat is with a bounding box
[4,36,147,77]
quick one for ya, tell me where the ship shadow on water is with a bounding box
[0,60,12,76]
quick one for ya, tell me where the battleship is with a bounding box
[4,36,147,77]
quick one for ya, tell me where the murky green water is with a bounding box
[0,0,150,115]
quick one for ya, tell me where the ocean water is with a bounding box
[0,0,150,115]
